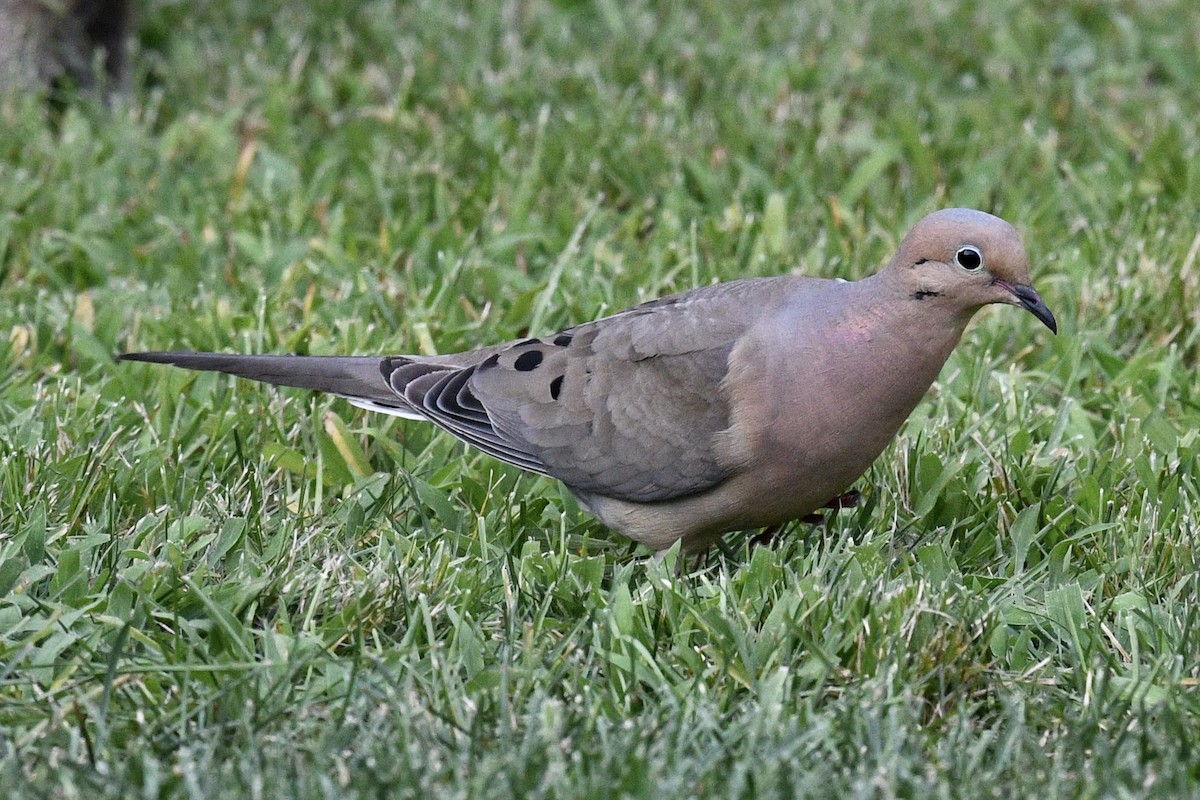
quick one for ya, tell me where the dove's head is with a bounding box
[889,208,1057,334]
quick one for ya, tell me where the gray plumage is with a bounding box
[122,208,1057,551]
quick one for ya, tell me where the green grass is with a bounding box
[2,0,1199,796]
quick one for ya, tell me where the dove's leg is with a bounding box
[818,489,864,513]
[749,490,864,548]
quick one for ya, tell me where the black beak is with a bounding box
[1004,282,1058,335]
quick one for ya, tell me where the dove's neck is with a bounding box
[801,270,975,427]
[860,267,976,361]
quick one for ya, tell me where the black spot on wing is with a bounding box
[480,353,500,369]
[514,350,543,372]
[553,333,573,347]
[549,375,563,400]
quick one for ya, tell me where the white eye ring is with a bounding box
[954,245,984,271]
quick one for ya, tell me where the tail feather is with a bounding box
[119,351,402,406]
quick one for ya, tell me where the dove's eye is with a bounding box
[954,245,984,271]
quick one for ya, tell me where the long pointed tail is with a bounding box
[119,351,401,406]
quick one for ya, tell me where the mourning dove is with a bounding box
[122,208,1057,552]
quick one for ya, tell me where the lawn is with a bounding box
[2,0,1199,796]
